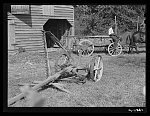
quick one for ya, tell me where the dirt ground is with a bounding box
[8,49,146,107]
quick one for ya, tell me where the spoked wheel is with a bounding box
[55,54,70,68]
[108,43,122,56]
[78,39,94,57]
[89,55,103,82]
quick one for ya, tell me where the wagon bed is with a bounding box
[62,35,123,56]
[62,35,112,49]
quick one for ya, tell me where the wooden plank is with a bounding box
[31,7,43,10]
[54,15,73,18]
[54,13,74,16]
[54,5,74,9]
[15,28,43,31]
[15,21,46,25]
[54,7,74,10]
[30,11,43,14]
[9,14,73,20]
[15,18,48,22]
[16,41,44,45]
[15,37,43,40]
[15,23,43,26]
[16,39,43,42]
[15,35,43,38]
[42,5,54,16]
[16,47,45,51]
[54,9,74,13]
[31,5,41,7]
[54,14,74,17]
[7,15,16,20]
[25,49,45,52]
[15,36,43,39]
[42,31,51,76]
[15,28,42,31]
[8,66,74,106]
[8,20,15,50]
[8,48,45,53]
[15,31,42,34]
[54,9,73,11]
[16,47,44,51]
[15,19,74,24]
[15,25,42,29]
[12,15,73,24]
[15,31,43,36]
[54,13,73,16]
[16,42,44,46]
[15,19,73,25]
[16,44,44,48]
[11,5,30,14]
[15,24,42,27]
[16,41,43,44]
[17,15,74,20]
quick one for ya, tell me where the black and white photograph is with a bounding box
[5,4,146,112]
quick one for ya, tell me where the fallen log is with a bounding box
[8,66,74,106]
[51,83,72,94]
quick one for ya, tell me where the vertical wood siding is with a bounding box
[8,5,74,54]
[54,5,74,35]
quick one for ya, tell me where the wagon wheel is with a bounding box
[55,54,70,69]
[108,43,122,56]
[78,39,94,57]
[89,55,103,82]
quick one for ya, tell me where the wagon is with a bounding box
[62,35,123,57]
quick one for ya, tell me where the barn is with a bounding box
[7,5,74,54]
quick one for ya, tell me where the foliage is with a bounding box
[74,5,146,36]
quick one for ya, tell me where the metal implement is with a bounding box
[43,30,103,82]
[89,55,103,82]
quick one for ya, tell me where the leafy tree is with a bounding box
[74,5,146,36]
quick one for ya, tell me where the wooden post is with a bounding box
[115,16,117,35]
[137,16,139,31]
[42,31,51,77]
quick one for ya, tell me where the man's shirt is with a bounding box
[108,27,114,35]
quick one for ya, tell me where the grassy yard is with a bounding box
[8,50,146,107]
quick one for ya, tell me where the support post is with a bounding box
[115,16,117,35]
[42,31,51,77]
[137,16,139,31]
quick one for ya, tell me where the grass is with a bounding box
[8,51,146,107]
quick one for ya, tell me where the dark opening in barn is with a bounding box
[43,19,72,48]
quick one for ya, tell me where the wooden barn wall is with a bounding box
[54,5,74,35]
[8,5,45,53]
[8,5,74,54]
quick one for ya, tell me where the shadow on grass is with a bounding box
[122,50,146,54]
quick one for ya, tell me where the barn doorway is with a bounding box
[43,19,72,48]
